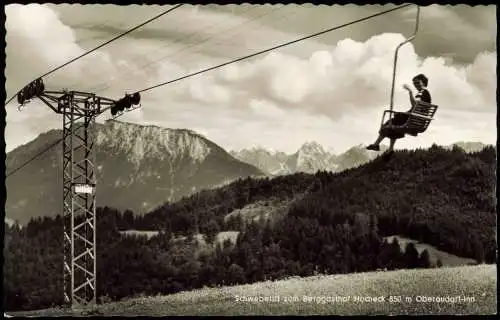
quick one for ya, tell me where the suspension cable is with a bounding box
[135,4,412,94]
[89,5,288,94]
[4,4,184,106]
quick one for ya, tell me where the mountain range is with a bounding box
[229,141,487,176]
[229,142,379,175]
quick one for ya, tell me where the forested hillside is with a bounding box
[4,144,496,312]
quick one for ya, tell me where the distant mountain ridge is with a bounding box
[443,141,488,153]
[5,120,264,224]
[229,147,290,176]
[230,142,384,175]
[230,141,489,175]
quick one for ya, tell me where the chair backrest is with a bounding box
[406,101,438,134]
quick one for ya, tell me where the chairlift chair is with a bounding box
[379,5,439,139]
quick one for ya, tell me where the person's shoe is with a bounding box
[366,144,380,151]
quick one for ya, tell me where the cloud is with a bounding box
[5,4,496,155]
[4,4,130,99]
[412,5,496,63]
[249,99,286,118]
[5,4,79,91]
[188,75,231,105]
[161,30,496,131]
[464,51,496,108]
[5,4,135,151]
[250,4,496,65]
[189,32,495,119]
[155,30,495,153]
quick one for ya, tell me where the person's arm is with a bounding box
[402,84,416,110]
[408,90,416,108]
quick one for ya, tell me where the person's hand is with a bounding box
[402,84,412,91]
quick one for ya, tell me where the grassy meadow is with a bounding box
[7,264,496,316]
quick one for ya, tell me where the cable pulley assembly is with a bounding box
[17,78,45,106]
[110,92,141,116]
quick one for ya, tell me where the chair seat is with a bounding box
[380,101,438,137]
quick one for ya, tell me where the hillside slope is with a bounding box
[136,144,496,262]
[7,264,496,316]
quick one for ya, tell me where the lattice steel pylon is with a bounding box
[35,89,116,308]
[16,78,140,308]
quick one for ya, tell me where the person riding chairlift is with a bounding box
[366,73,432,154]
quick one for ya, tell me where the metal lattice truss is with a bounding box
[37,91,115,308]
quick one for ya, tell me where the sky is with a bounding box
[4,4,497,155]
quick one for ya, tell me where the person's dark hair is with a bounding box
[413,73,428,86]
